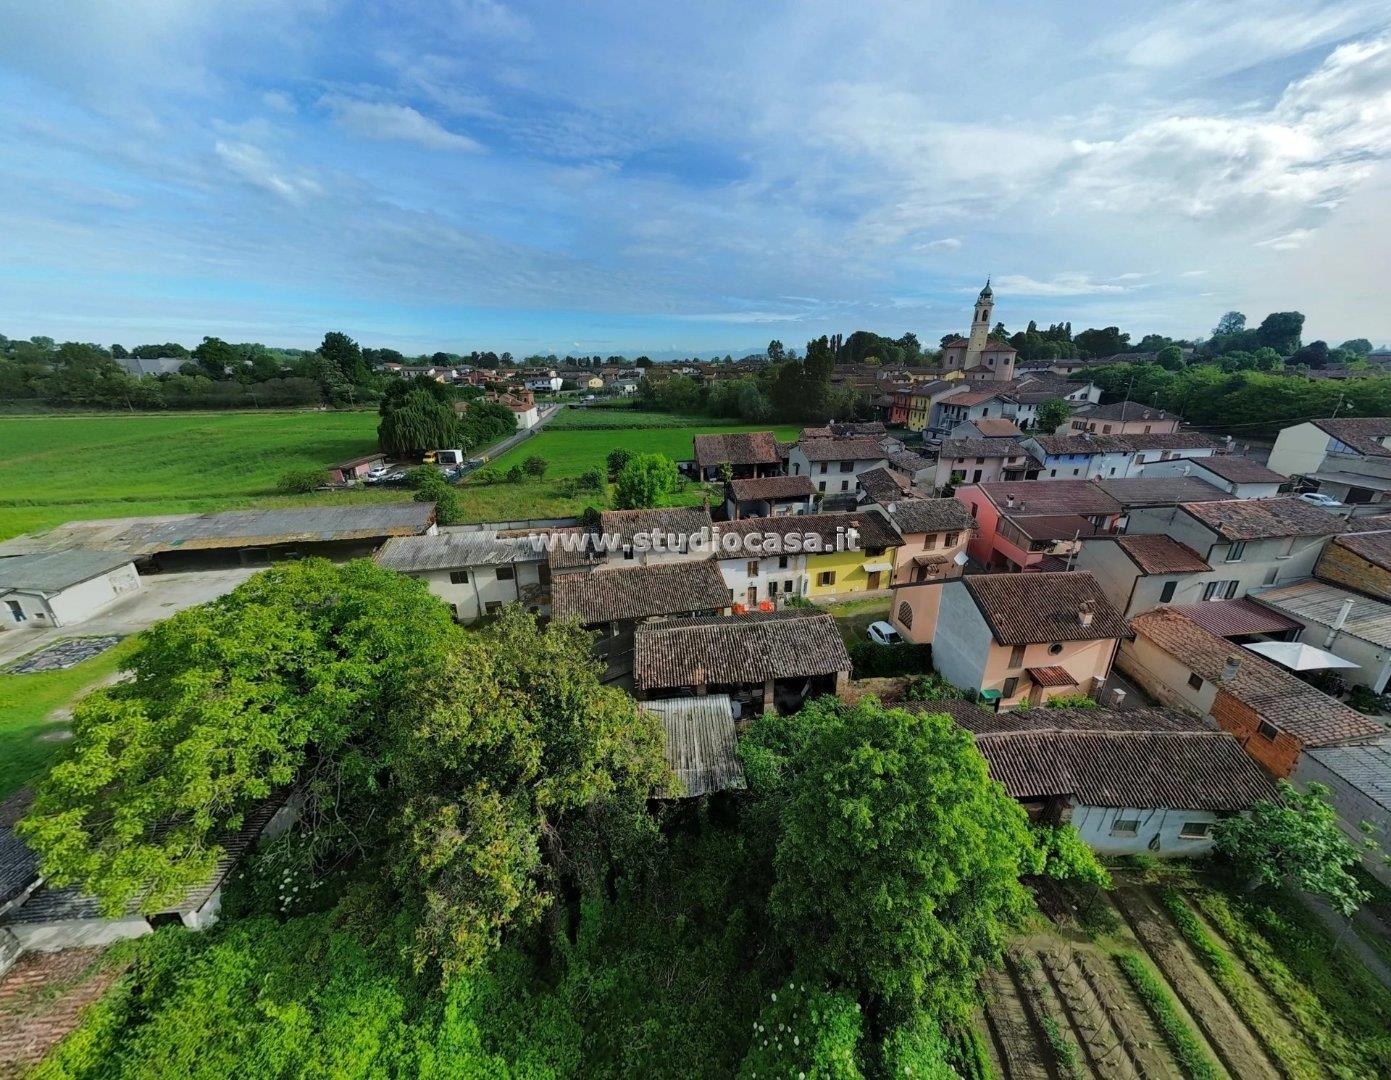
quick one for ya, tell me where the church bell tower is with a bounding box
[965,278,993,367]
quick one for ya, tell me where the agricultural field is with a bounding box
[974,868,1391,1079]
[544,406,746,429]
[0,411,385,541]
[0,411,800,539]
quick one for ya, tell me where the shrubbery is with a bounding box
[847,640,932,678]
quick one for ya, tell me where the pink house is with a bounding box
[953,481,1123,571]
[880,498,978,642]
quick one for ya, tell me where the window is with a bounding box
[1048,642,1064,655]
[976,457,986,465]
[449,570,470,585]
[840,480,850,492]
[768,580,778,594]
[819,463,828,474]
[484,601,502,614]
[1179,821,1212,839]
[1160,580,1177,603]
[4,600,23,622]
[897,602,913,629]
[1203,580,1239,601]
[840,460,853,472]
[1264,567,1280,585]
[495,566,515,581]
[1110,818,1141,838]
[778,555,789,569]
[944,531,960,546]
[1256,720,1280,741]
[923,533,939,551]
[972,470,982,483]
[747,559,759,576]
[1187,672,1204,691]
[818,570,836,586]
[1225,541,1246,562]
[1002,676,1019,698]
[818,481,826,493]
[1009,644,1026,667]
[1102,424,1112,434]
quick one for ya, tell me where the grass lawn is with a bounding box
[0,411,386,541]
[0,636,142,801]
[455,422,801,522]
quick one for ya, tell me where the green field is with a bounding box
[0,411,387,540]
[0,636,142,800]
[0,411,801,538]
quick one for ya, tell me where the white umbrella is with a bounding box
[1241,640,1361,671]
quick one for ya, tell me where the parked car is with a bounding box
[1299,491,1344,507]
[366,466,392,481]
[867,621,903,646]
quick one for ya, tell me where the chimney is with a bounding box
[1109,687,1127,708]
[1006,494,1016,509]
[1182,464,1191,476]
[1078,600,1095,628]
[1221,656,1242,683]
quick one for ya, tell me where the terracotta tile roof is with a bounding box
[550,559,730,624]
[693,430,780,469]
[974,730,1277,809]
[886,498,978,536]
[598,506,714,545]
[1342,513,1391,534]
[973,418,1025,437]
[1097,477,1228,507]
[1129,607,1381,746]
[938,438,1030,460]
[1027,665,1078,687]
[857,467,915,503]
[1114,534,1212,574]
[1030,433,1134,455]
[716,511,902,552]
[955,705,1211,736]
[960,571,1128,644]
[977,480,1121,517]
[1079,401,1178,422]
[1010,514,1106,541]
[1180,496,1346,541]
[1190,456,1288,484]
[797,437,887,462]
[634,608,851,692]
[727,475,817,502]
[1311,417,1391,457]
[1118,432,1223,451]
[1167,598,1302,638]
[888,450,930,474]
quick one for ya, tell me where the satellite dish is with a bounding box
[953,551,970,567]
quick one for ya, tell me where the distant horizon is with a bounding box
[4,3,1390,350]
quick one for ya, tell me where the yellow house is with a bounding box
[803,512,901,600]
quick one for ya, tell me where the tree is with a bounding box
[1291,340,1330,368]
[378,382,461,457]
[1340,338,1373,357]
[766,339,786,363]
[192,336,238,379]
[522,455,549,478]
[606,448,633,479]
[746,698,1035,1024]
[1034,397,1071,433]
[1256,311,1305,356]
[320,331,370,384]
[1155,344,1184,370]
[276,467,328,494]
[1214,780,1374,916]
[409,466,463,525]
[1214,311,1247,337]
[1074,326,1130,358]
[613,453,679,509]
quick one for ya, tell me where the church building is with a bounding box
[940,280,1017,382]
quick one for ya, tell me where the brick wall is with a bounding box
[0,947,126,1075]
[1210,689,1303,777]
[1316,542,1391,602]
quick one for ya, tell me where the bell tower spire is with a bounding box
[966,278,994,367]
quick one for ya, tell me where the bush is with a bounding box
[847,641,932,679]
[472,467,499,485]
[606,448,633,478]
[1045,692,1097,709]
[522,455,549,478]
[275,467,328,494]
[904,672,964,701]
[505,464,525,483]
[577,468,605,493]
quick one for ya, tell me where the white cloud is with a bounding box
[321,96,483,152]
[1255,228,1317,249]
[915,237,962,252]
[262,90,296,114]
[992,273,1136,297]
[451,0,531,42]
[213,141,321,202]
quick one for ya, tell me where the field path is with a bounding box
[1114,886,1278,1080]
[982,964,1053,1079]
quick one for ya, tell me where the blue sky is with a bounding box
[2,0,1390,356]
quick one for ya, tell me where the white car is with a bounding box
[1299,491,1344,507]
[867,620,903,646]
[366,466,392,481]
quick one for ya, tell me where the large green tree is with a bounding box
[1033,397,1071,432]
[613,452,679,509]
[744,699,1036,1026]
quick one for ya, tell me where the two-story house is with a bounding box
[932,572,1128,708]
[1142,454,1287,498]
[1124,496,1346,601]
[931,439,1036,490]
[1267,417,1391,505]
[955,480,1125,571]
[786,437,888,497]
[375,531,550,621]
[1068,401,1180,435]
[879,498,977,642]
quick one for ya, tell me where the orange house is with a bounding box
[881,498,978,643]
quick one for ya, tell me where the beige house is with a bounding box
[881,499,978,643]
[931,572,1128,708]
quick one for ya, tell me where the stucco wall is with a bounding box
[1292,753,1391,889]
[931,582,992,692]
[410,562,546,622]
[1071,804,1221,857]
[1267,422,1332,477]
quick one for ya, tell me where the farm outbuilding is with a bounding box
[327,453,386,484]
[0,550,141,631]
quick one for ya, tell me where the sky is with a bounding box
[2,0,1391,357]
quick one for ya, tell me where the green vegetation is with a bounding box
[1116,952,1222,1080]
[547,407,730,429]
[612,452,679,509]
[1159,888,1321,1077]
[0,637,142,801]
[1214,780,1374,915]
[274,466,328,494]
[0,411,388,540]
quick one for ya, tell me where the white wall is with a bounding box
[718,553,807,603]
[1267,422,1331,477]
[932,582,992,692]
[2,563,140,630]
[407,562,546,622]
[1071,804,1221,857]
